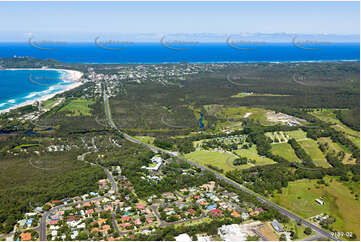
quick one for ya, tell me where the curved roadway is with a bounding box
[39,160,117,240]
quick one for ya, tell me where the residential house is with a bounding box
[20,232,31,241]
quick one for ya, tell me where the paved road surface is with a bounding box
[39,162,117,240]
[39,196,104,241]
[103,91,340,241]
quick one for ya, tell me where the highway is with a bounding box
[103,91,340,241]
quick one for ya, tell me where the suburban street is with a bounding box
[103,90,340,241]
[39,196,105,241]
[39,159,117,240]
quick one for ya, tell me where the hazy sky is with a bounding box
[0,1,359,41]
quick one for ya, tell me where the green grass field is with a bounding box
[205,105,285,130]
[298,139,331,168]
[184,150,238,172]
[285,129,308,140]
[234,145,276,166]
[271,143,300,162]
[59,98,95,116]
[271,177,360,240]
[213,106,270,124]
[42,98,62,110]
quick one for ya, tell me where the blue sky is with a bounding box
[0,1,359,41]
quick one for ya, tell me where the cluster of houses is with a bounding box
[115,203,157,231]
[12,159,287,242]
[151,181,266,226]
[89,63,227,97]
[46,197,118,241]
[198,134,247,152]
[111,170,158,233]
[17,212,39,230]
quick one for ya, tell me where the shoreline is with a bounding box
[0,69,83,114]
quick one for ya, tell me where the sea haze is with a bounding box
[0,42,359,64]
[0,70,70,111]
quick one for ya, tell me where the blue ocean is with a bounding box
[0,42,359,63]
[0,69,73,111]
[0,42,359,111]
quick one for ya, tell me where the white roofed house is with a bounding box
[141,156,163,171]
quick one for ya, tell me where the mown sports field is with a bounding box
[59,98,95,116]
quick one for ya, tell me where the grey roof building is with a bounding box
[271,219,284,233]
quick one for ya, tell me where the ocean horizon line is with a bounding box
[1,41,360,44]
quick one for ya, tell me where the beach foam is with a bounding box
[0,69,83,114]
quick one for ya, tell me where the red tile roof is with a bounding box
[136,204,145,209]
[49,220,58,225]
[86,209,94,215]
[20,233,31,241]
[121,223,132,228]
[120,216,131,222]
[210,209,222,216]
[189,208,196,214]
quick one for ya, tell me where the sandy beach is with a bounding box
[0,69,84,114]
